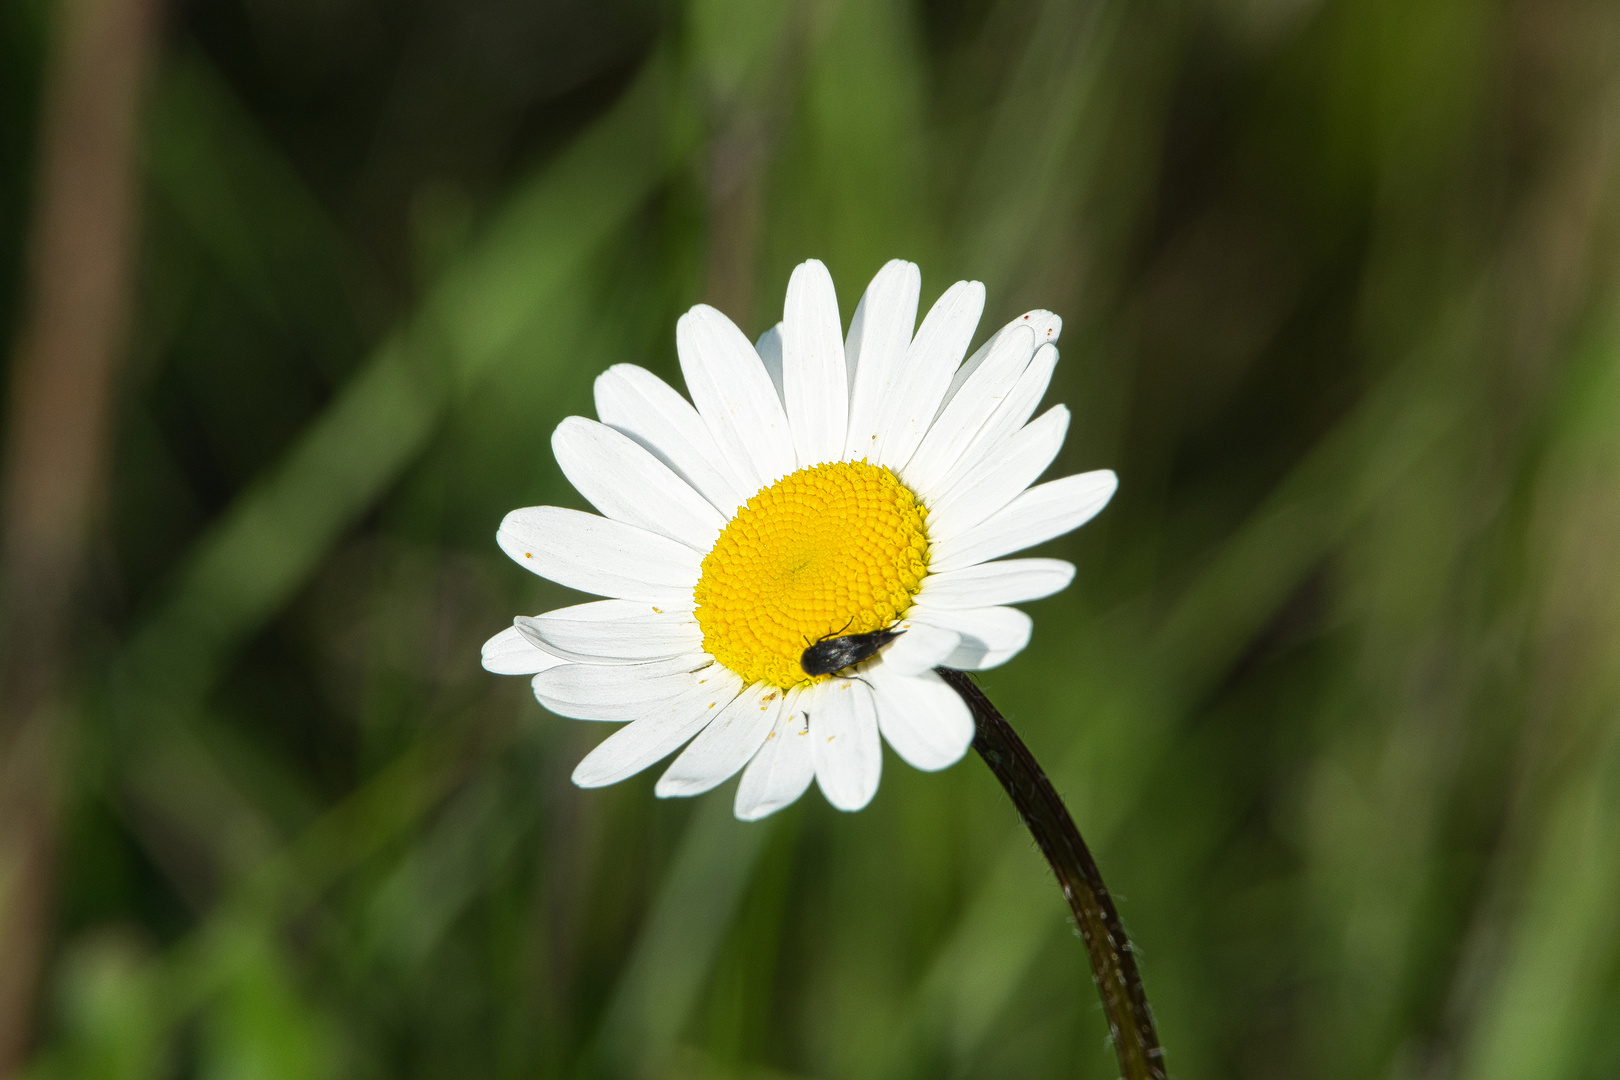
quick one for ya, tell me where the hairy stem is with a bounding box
[937,667,1165,1080]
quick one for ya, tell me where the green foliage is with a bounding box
[6,0,1620,1076]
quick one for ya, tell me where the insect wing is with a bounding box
[800,627,904,676]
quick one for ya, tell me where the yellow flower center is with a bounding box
[694,461,930,689]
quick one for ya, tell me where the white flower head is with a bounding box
[483,259,1117,820]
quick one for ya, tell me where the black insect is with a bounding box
[800,624,905,677]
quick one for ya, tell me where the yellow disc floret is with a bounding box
[694,461,929,689]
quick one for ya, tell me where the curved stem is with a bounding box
[937,667,1165,1080]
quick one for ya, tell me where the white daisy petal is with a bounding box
[656,683,786,798]
[482,625,570,675]
[735,692,816,821]
[936,342,1059,492]
[871,667,975,771]
[782,260,848,466]
[929,470,1117,573]
[552,416,727,551]
[515,600,702,664]
[809,680,882,812]
[916,558,1076,610]
[677,304,796,489]
[754,323,786,404]
[876,622,961,676]
[571,670,745,788]
[593,363,748,517]
[939,316,1043,412]
[875,280,985,470]
[532,658,716,721]
[1022,310,1063,344]
[901,324,1036,494]
[498,507,702,602]
[910,605,1033,670]
[928,404,1070,537]
[492,259,1119,817]
[933,309,1055,420]
[843,260,921,459]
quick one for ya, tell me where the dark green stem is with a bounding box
[937,667,1165,1080]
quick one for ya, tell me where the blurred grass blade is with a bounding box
[120,48,696,704]
[196,919,338,1080]
[956,0,1129,289]
[1459,734,1620,1080]
[890,317,1465,1071]
[143,50,371,351]
[591,793,771,1080]
[1455,310,1620,1080]
[101,45,699,992]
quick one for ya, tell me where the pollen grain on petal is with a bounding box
[694,461,929,689]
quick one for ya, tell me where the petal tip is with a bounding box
[653,777,691,799]
[733,798,785,822]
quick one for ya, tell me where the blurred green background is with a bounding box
[4,0,1620,1077]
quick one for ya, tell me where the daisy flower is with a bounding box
[482,259,1117,821]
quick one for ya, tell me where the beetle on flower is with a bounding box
[482,258,1116,821]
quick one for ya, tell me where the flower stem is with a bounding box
[937,667,1165,1080]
